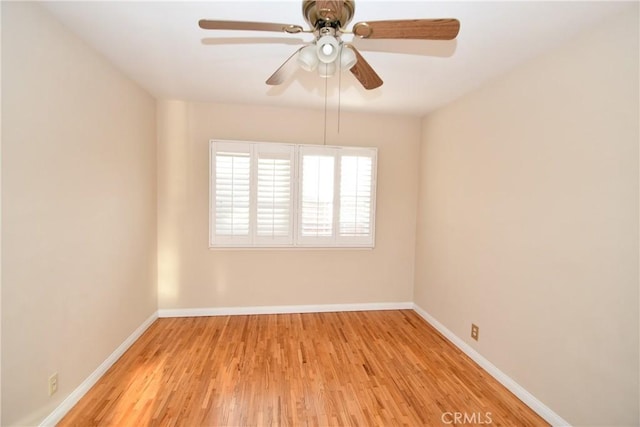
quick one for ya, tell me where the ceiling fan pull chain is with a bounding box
[323,73,328,146]
[337,46,342,134]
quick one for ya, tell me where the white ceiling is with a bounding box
[41,1,633,116]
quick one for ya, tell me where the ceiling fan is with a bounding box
[199,0,460,90]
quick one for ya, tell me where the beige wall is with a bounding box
[415,7,639,426]
[157,101,420,309]
[1,3,157,425]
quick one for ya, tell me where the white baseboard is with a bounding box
[158,301,414,318]
[39,312,159,427]
[412,304,571,427]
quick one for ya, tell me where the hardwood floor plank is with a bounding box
[58,310,548,426]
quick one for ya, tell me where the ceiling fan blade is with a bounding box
[352,37,457,58]
[199,20,304,34]
[345,44,383,90]
[353,19,460,40]
[316,1,343,21]
[201,37,306,46]
[266,47,305,86]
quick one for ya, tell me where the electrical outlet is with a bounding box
[471,324,479,341]
[48,373,58,396]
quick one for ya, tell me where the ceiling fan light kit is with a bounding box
[339,45,357,70]
[198,0,460,90]
[316,35,340,63]
[297,36,357,78]
[298,45,319,71]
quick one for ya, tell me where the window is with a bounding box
[210,140,377,248]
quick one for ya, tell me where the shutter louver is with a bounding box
[300,153,335,238]
[256,147,294,244]
[339,155,373,238]
[213,146,251,244]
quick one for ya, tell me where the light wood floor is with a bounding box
[59,310,548,426]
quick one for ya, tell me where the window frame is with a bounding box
[209,139,377,249]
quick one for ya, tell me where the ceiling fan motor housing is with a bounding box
[302,0,355,30]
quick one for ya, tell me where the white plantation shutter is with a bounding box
[210,140,376,248]
[211,142,252,245]
[298,147,336,245]
[338,150,376,246]
[255,145,294,245]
